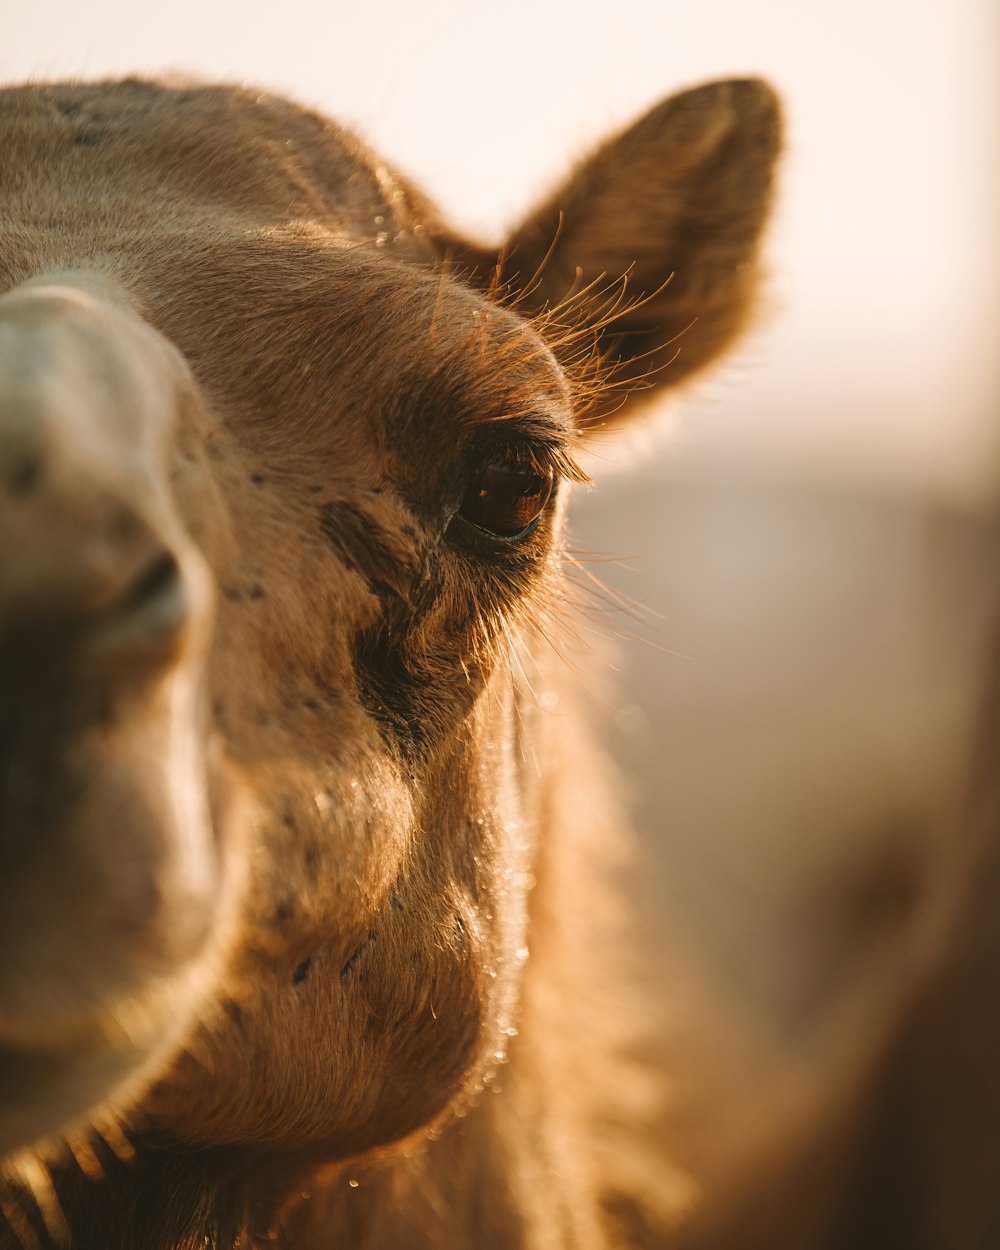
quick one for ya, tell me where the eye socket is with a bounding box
[458,454,555,539]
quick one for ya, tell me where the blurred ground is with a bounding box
[571,453,1000,1245]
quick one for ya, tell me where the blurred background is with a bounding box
[5,3,999,1244]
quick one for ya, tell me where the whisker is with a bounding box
[92,1117,136,1165]
[11,1157,67,1247]
[0,1189,39,1250]
[64,1133,104,1185]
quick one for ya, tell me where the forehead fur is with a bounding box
[130,245,572,538]
[0,78,404,234]
[0,78,576,478]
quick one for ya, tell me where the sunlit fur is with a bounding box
[0,76,780,1248]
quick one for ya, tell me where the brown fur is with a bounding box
[0,77,780,1248]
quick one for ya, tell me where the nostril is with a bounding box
[124,553,181,613]
[86,552,188,660]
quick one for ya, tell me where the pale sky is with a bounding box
[5,1,999,504]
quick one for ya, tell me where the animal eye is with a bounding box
[458,455,555,539]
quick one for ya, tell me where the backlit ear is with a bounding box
[452,79,782,430]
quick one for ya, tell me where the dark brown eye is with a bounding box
[458,457,554,539]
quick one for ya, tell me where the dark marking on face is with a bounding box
[292,957,313,986]
[270,899,295,928]
[250,473,266,487]
[353,626,427,750]
[248,585,265,600]
[318,501,422,607]
[340,932,377,981]
[354,618,484,759]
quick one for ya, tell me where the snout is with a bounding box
[0,278,225,1155]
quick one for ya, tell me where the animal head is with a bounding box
[0,75,779,1179]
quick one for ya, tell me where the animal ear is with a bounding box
[449,79,782,430]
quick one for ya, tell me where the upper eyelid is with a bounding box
[472,408,573,445]
[466,421,588,486]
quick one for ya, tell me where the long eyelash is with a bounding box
[475,426,590,489]
[506,443,589,489]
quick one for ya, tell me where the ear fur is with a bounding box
[446,79,782,430]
